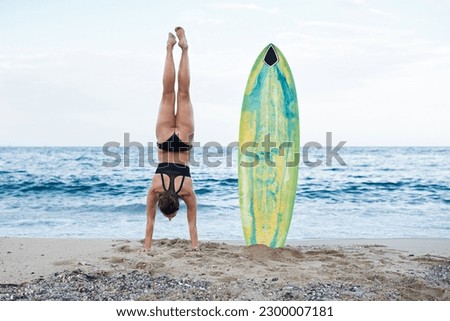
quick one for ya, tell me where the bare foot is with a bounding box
[167,32,176,49]
[175,26,188,50]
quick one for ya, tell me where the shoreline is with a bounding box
[1,237,449,300]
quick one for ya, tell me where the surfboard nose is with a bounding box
[264,45,278,66]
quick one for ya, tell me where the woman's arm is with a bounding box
[184,191,198,250]
[145,188,158,251]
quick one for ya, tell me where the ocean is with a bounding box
[0,147,449,240]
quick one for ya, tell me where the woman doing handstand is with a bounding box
[145,27,198,251]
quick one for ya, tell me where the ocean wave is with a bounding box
[362,181,405,190]
[0,169,28,175]
[1,179,146,196]
[297,180,450,203]
[195,188,212,195]
[195,177,238,185]
[411,183,450,191]
[111,203,146,213]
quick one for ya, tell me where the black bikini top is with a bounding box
[155,163,191,194]
[157,133,192,152]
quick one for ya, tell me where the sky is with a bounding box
[0,0,449,146]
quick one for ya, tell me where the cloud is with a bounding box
[338,0,400,20]
[0,48,162,146]
[181,15,225,25]
[341,0,367,6]
[278,20,429,62]
[0,52,52,70]
[295,20,403,36]
[274,18,450,117]
[209,2,279,14]
[367,8,399,20]
[0,47,159,117]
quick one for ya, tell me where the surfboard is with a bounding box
[238,44,299,248]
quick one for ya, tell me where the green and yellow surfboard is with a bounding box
[238,44,299,248]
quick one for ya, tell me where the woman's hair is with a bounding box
[157,191,179,216]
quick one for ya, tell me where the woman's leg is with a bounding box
[174,27,194,141]
[156,32,177,142]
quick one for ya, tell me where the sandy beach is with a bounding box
[0,237,448,301]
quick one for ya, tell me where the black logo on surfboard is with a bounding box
[264,45,278,66]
